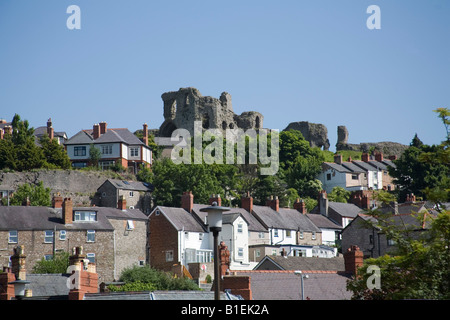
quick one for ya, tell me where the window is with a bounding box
[273,229,279,237]
[87,253,95,264]
[165,250,174,262]
[312,232,316,240]
[326,173,331,181]
[387,239,396,246]
[271,249,277,256]
[44,230,54,243]
[44,255,53,261]
[199,233,204,240]
[155,210,161,216]
[87,230,95,242]
[238,248,244,257]
[237,224,243,233]
[59,230,66,241]
[129,191,134,197]
[369,234,374,245]
[74,146,86,156]
[74,211,97,222]
[8,230,18,243]
[258,232,265,239]
[126,220,135,230]
[101,145,112,155]
[100,161,115,171]
[286,230,291,238]
[299,231,304,239]
[184,232,189,240]
[255,249,261,258]
[352,174,359,180]
[130,147,139,157]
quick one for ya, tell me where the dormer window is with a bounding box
[74,211,97,222]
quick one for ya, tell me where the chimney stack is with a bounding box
[0,128,3,140]
[11,245,27,281]
[375,153,383,162]
[293,198,307,214]
[47,118,54,141]
[334,154,343,165]
[118,195,127,211]
[266,195,279,212]
[0,267,16,300]
[52,195,63,209]
[143,123,148,146]
[93,124,100,140]
[99,122,107,135]
[318,190,329,217]
[362,195,370,210]
[63,198,73,224]
[241,192,253,213]
[362,153,370,162]
[181,191,194,213]
[344,245,364,276]
[209,194,222,206]
[68,246,99,300]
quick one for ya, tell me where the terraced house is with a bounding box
[0,196,148,282]
[64,122,152,173]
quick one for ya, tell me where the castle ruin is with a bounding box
[158,87,263,138]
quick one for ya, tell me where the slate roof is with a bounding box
[65,128,146,146]
[352,160,378,172]
[153,206,206,233]
[322,162,350,173]
[102,178,153,192]
[251,205,320,232]
[306,213,342,230]
[341,162,365,173]
[83,290,242,300]
[25,274,70,299]
[192,204,268,233]
[0,206,147,231]
[328,202,363,218]
[234,270,352,300]
[254,255,345,272]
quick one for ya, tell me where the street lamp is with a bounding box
[200,201,230,300]
[9,278,30,300]
[294,270,309,300]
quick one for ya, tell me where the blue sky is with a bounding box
[1,0,449,151]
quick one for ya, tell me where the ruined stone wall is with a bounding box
[158,87,263,138]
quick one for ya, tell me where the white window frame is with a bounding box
[74,211,97,222]
[87,230,96,242]
[8,230,18,244]
[126,220,135,230]
[59,230,67,241]
[165,250,174,262]
[238,247,244,258]
[130,147,139,157]
[237,223,243,233]
[44,230,54,243]
[101,144,113,155]
[312,231,316,240]
[87,253,95,263]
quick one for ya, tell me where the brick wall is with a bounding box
[149,210,179,272]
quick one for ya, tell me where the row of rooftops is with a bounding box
[323,152,397,173]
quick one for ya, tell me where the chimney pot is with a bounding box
[209,194,221,206]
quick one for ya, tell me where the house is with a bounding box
[34,118,68,146]
[148,193,258,277]
[341,200,432,258]
[94,178,154,214]
[0,196,148,282]
[311,190,363,228]
[64,122,152,172]
[306,213,342,247]
[317,153,396,193]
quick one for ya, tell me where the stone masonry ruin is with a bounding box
[158,87,264,138]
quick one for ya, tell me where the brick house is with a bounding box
[93,178,154,214]
[64,122,152,172]
[0,197,148,282]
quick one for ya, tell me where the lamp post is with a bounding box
[200,202,230,300]
[294,270,309,300]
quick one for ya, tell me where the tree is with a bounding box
[89,144,101,168]
[328,186,351,203]
[32,251,70,274]
[9,182,51,206]
[40,134,71,169]
[346,210,450,300]
[114,265,200,291]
